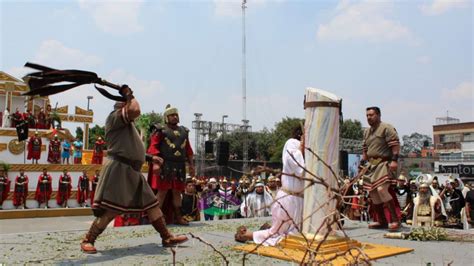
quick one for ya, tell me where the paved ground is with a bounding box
[1,216,473,265]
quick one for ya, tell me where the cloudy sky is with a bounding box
[1,0,472,142]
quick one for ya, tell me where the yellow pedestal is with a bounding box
[234,234,413,264]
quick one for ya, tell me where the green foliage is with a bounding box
[0,161,11,172]
[341,119,363,140]
[135,111,164,148]
[407,227,447,241]
[269,117,304,162]
[75,127,83,140]
[88,125,106,148]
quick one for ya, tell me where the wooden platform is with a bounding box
[234,235,413,264]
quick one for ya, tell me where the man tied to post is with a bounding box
[361,106,401,232]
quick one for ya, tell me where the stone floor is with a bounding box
[1,216,473,265]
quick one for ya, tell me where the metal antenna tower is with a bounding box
[241,0,250,172]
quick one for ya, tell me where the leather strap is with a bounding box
[304,101,341,109]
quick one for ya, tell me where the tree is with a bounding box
[135,111,164,148]
[401,133,432,156]
[88,125,106,148]
[269,117,304,162]
[341,119,363,140]
[75,127,83,140]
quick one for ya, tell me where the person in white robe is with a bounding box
[2,108,11,128]
[240,182,273,218]
[235,127,305,246]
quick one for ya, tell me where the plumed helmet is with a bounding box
[164,104,179,123]
[398,174,407,181]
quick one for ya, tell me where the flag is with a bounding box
[16,120,29,141]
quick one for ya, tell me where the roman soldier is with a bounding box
[57,169,72,208]
[35,168,52,208]
[13,169,28,209]
[27,131,42,164]
[10,108,23,128]
[0,169,11,210]
[77,171,90,207]
[47,135,62,164]
[91,137,106,164]
[37,108,46,129]
[362,106,401,231]
[147,104,195,225]
[23,109,36,128]
[45,104,52,129]
[90,169,100,203]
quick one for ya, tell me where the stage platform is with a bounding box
[1,217,473,265]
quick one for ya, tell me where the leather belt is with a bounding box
[368,157,390,165]
[108,154,143,172]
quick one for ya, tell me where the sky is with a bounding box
[1,0,472,144]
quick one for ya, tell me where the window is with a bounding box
[440,134,461,143]
[463,132,474,142]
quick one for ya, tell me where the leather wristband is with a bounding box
[145,154,153,163]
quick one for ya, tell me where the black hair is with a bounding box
[366,106,381,116]
[291,125,303,140]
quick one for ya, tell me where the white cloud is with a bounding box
[441,81,473,101]
[421,0,470,16]
[78,0,144,35]
[416,55,432,64]
[33,40,102,69]
[317,1,414,42]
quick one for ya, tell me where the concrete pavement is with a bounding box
[1,216,473,265]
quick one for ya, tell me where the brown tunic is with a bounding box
[92,108,159,215]
[362,122,399,191]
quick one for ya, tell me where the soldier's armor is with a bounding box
[158,125,189,182]
[15,176,27,193]
[95,143,103,153]
[80,176,89,191]
[59,175,71,192]
[40,175,50,192]
[52,140,60,152]
[0,176,6,194]
[32,138,41,152]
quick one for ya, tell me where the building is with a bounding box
[433,117,474,179]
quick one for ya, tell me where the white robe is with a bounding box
[2,110,10,128]
[252,138,305,246]
[240,190,273,218]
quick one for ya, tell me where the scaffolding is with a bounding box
[192,114,252,176]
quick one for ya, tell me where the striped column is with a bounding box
[302,87,341,236]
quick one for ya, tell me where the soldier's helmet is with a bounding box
[164,104,179,123]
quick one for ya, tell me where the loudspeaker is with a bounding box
[216,141,230,166]
[339,150,348,176]
[205,141,214,154]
